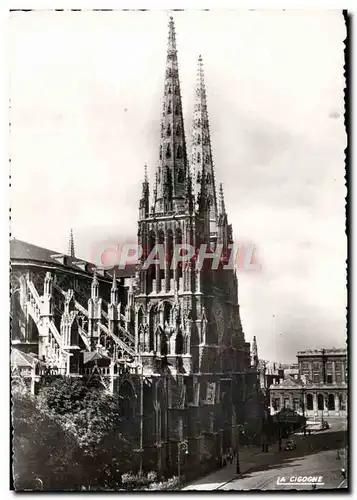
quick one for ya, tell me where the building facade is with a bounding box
[269,348,347,419]
[11,17,260,477]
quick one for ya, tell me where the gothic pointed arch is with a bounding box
[166,143,172,159]
[160,330,168,356]
[177,168,184,183]
[175,328,184,355]
[162,300,172,325]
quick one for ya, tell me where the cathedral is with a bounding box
[11,17,261,477]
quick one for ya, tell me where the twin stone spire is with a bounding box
[139,16,227,243]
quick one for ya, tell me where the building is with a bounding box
[269,348,347,419]
[258,360,285,392]
[283,363,299,380]
[10,17,260,477]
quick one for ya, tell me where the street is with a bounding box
[182,419,348,491]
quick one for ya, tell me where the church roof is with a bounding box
[83,351,111,364]
[269,375,314,389]
[11,348,45,368]
[297,347,346,357]
[10,238,136,279]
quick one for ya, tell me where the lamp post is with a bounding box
[177,441,188,478]
[277,414,282,451]
[301,385,306,436]
[236,426,240,474]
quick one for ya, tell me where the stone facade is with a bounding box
[269,348,347,419]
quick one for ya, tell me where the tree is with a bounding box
[13,378,134,490]
[12,390,84,490]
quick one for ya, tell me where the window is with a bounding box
[306,394,314,410]
[326,374,333,384]
[302,362,309,371]
[177,169,184,183]
[339,393,346,411]
[328,394,335,411]
[317,394,324,410]
[293,398,300,412]
[197,152,201,163]
[284,398,290,409]
[167,101,172,114]
[313,362,320,371]
[273,398,280,411]
[176,145,183,159]
[335,372,342,383]
[166,124,171,137]
[166,144,171,159]
[197,135,201,145]
[313,373,320,383]
[176,124,181,136]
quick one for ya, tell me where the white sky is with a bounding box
[9,9,346,362]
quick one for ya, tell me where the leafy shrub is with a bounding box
[121,472,151,489]
[147,471,158,482]
[148,476,181,491]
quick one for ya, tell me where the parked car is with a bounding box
[320,421,329,430]
[284,440,296,451]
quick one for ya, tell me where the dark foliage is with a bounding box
[12,378,134,490]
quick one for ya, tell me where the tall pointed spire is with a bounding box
[154,16,189,215]
[91,268,99,300]
[139,163,150,219]
[217,183,229,248]
[219,183,226,217]
[68,228,75,258]
[110,267,118,305]
[252,335,258,368]
[191,55,218,240]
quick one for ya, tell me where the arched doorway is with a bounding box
[317,394,324,411]
[175,329,183,355]
[328,394,335,411]
[306,393,314,411]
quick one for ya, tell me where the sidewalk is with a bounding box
[182,444,282,491]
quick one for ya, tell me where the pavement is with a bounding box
[182,420,348,491]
